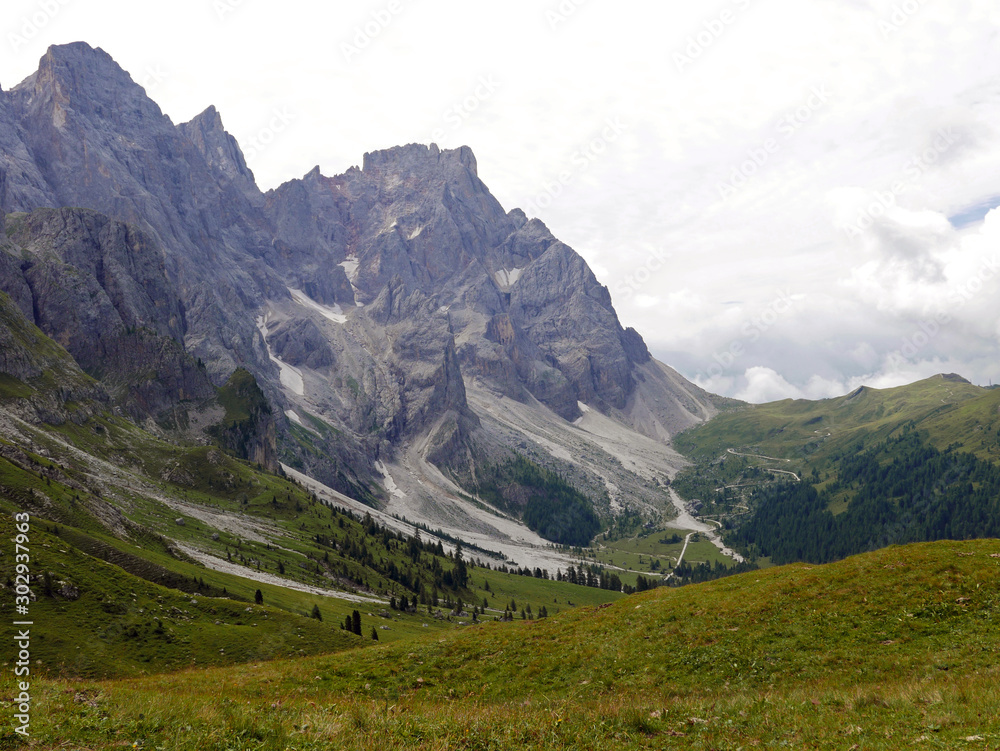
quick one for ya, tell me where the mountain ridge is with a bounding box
[0,41,728,561]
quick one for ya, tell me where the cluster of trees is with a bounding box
[556,564,623,592]
[337,609,380,639]
[307,508,471,600]
[499,601,549,620]
[729,430,1000,564]
[472,456,601,546]
[666,559,759,587]
[341,609,362,636]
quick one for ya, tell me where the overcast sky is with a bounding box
[3,0,1000,402]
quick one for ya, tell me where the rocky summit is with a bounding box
[0,42,726,561]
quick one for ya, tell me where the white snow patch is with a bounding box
[408,226,424,240]
[374,460,407,499]
[493,267,525,288]
[339,256,360,283]
[288,287,347,324]
[285,409,303,426]
[256,315,305,396]
[338,256,363,306]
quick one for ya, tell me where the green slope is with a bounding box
[0,514,359,679]
[674,373,987,467]
[672,374,1000,565]
[21,539,1000,749]
[1,323,623,683]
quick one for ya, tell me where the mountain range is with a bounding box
[0,42,729,564]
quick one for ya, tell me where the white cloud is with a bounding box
[733,367,802,404]
[3,0,1000,401]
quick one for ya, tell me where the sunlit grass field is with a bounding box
[12,538,1000,749]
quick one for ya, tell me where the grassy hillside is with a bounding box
[0,344,622,681]
[15,538,1000,749]
[674,374,988,468]
[0,413,622,667]
[671,375,1000,567]
[0,515,360,679]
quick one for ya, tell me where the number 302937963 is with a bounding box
[14,513,31,605]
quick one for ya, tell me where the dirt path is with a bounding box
[727,448,792,463]
[665,489,745,564]
[766,468,801,481]
[663,532,696,581]
[176,544,385,606]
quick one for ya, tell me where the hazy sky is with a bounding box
[3,0,1000,402]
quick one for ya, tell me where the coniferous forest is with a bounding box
[728,429,1000,564]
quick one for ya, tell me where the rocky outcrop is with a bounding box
[4,43,280,382]
[0,208,217,424]
[211,368,278,471]
[4,208,185,362]
[266,144,655,424]
[0,290,105,424]
[178,105,260,204]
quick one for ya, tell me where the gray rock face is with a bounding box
[0,43,723,522]
[5,208,184,359]
[1,207,216,424]
[4,43,279,382]
[266,143,652,423]
[178,105,259,203]
[0,288,105,425]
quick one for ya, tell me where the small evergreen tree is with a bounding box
[254,589,264,605]
[311,604,322,621]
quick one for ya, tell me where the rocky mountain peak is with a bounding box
[361,143,478,179]
[179,105,258,193]
[14,42,165,126]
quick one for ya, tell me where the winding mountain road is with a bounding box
[727,448,802,481]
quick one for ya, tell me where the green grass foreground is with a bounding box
[10,538,1000,749]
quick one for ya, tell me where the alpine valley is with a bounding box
[3,43,1000,750]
